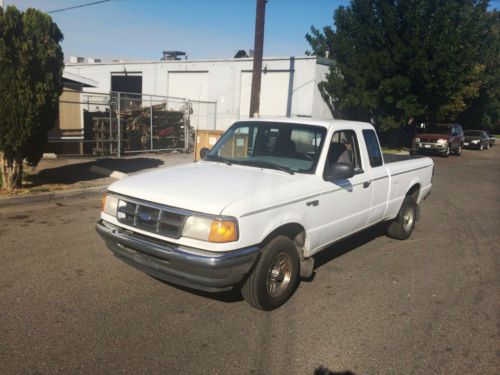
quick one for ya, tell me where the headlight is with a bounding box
[436,139,447,144]
[101,194,119,216]
[471,139,480,144]
[413,137,420,144]
[183,216,238,243]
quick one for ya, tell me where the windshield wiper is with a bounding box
[239,159,294,175]
[206,154,232,166]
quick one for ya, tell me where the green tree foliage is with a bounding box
[306,0,499,133]
[0,6,63,190]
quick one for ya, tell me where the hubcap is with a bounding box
[266,252,293,297]
[403,206,415,233]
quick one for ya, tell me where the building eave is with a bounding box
[62,71,98,87]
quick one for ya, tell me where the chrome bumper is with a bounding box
[413,142,447,152]
[96,220,259,292]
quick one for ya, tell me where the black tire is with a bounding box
[454,144,462,156]
[241,235,299,311]
[387,195,417,240]
[441,144,450,158]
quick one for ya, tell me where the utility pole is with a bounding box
[249,0,266,118]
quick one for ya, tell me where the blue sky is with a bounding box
[7,0,350,61]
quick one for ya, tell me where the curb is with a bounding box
[0,185,107,208]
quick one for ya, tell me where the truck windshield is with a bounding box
[205,121,327,174]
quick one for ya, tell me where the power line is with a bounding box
[48,0,111,14]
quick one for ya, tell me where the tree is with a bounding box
[306,0,498,133]
[0,6,63,191]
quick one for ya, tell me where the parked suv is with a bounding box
[412,123,464,157]
[463,130,490,150]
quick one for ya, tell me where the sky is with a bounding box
[6,0,350,61]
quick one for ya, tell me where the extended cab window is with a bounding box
[362,129,383,167]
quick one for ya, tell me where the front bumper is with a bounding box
[463,141,481,149]
[96,220,259,292]
[412,142,447,154]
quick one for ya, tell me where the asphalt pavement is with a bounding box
[0,147,499,374]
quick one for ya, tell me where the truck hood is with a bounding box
[107,161,299,216]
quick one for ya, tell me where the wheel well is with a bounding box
[261,223,306,258]
[407,184,421,201]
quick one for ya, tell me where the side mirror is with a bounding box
[200,147,210,159]
[328,162,354,180]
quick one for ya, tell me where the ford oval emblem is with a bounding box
[138,213,152,222]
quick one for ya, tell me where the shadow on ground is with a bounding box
[152,276,244,304]
[25,157,164,187]
[151,223,388,305]
[312,222,387,271]
[315,367,356,375]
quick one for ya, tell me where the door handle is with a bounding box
[363,181,372,188]
[306,200,319,207]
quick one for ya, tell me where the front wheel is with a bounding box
[241,235,299,310]
[454,144,462,156]
[387,195,417,240]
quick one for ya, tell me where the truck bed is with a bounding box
[383,153,423,164]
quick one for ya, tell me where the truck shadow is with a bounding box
[154,223,388,304]
[307,222,388,280]
[314,367,356,375]
[153,277,244,303]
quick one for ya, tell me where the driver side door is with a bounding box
[315,129,373,248]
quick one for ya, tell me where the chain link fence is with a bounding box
[47,90,217,157]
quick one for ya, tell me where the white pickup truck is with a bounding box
[96,118,433,310]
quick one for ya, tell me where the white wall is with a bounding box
[65,56,333,131]
[312,63,334,120]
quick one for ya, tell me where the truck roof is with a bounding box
[237,117,375,132]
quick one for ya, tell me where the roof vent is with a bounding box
[69,56,85,63]
[161,51,187,61]
[234,50,249,58]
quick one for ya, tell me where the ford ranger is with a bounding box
[96,118,433,310]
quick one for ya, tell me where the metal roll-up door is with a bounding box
[239,71,290,117]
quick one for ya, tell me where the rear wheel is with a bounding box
[387,195,417,240]
[241,235,299,311]
[454,144,462,156]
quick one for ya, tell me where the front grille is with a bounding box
[116,198,187,239]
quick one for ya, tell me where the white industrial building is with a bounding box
[64,55,334,130]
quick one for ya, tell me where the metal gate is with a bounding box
[48,90,217,157]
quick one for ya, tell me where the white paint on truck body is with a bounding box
[102,118,433,256]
